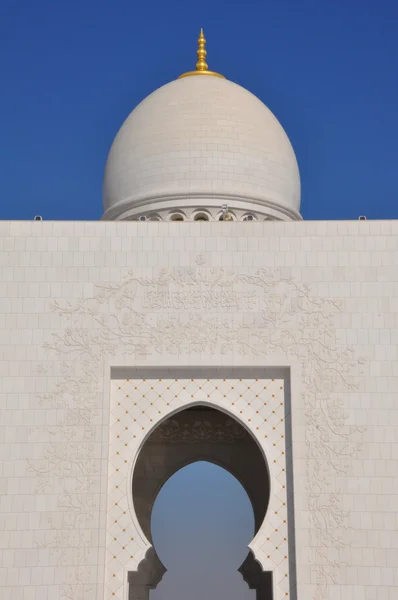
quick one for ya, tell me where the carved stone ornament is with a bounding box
[150,417,251,443]
[33,259,364,600]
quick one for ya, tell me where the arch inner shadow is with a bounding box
[129,406,274,600]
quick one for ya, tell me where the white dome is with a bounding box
[102,75,301,221]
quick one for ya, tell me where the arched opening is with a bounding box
[193,212,210,221]
[242,213,256,221]
[150,462,255,600]
[169,213,185,221]
[129,406,273,600]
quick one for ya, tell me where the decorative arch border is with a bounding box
[106,374,292,600]
[129,396,272,545]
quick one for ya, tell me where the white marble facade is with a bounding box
[0,218,398,600]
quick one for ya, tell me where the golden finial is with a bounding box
[196,28,208,71]
[178,28,225,79]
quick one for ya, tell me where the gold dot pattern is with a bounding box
[105,377,290,600]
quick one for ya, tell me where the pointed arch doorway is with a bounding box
[129,405,273,600]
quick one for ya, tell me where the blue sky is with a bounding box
[151,462,255,600]
[1,0,398,221]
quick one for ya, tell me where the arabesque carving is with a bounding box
[151,418,250,443]
[33,259,364,600]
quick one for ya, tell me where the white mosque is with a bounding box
[1,29,397,600]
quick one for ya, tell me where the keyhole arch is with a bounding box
[129,403,274,599]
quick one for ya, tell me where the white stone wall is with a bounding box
[0,219,397,600]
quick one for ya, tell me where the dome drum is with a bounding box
[103,193,301,222]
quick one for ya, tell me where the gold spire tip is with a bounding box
[196,28,208,72]
[178,28,225,79]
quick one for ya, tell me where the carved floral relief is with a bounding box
[32,258,363,600]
